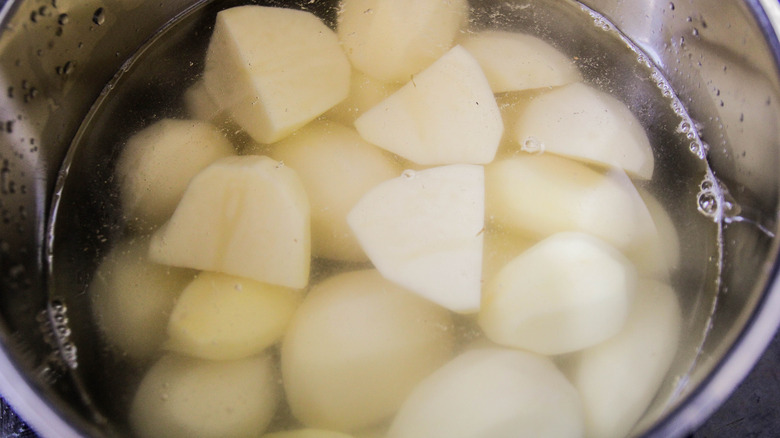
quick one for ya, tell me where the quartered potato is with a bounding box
[355,46,503,166]
[388,348,583,438]
[150,155,310,289]
[130,353,279,438]
[338,0,468,83]
[479,232,637,355]
[282,270,455,431]
[270,121,400,262]
[115,118,235,229]
[348,164,484,313]
[166,272,302,360]
[460,30,581,93]
[203,5,350,143]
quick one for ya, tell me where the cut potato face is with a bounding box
[485,154,657,251]
[355,45,503,166]
[387,348,583,438]
[326,70,401,126]
[116,118,235,229]
[460,30,581,93]
[282,270,455,431]
[270,121,400,262]
[624,189,681,279]
[338,0,468,83]
[512,82,654,180]
[348,164,484,313]
[88,237,194,361]
[149,155,311,289]
[203,5,350,143]
[166,272,302,361]
[564,280,681,438]
[130,354,278,438]
[479,232,637,355]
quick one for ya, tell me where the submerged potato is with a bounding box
[270,121,400,262]
[88,237,194,361]
[115,118,235,229]
[166,272,302,360]
[282,270,455,431]
[388,348,583,438]
[130,353,278,438]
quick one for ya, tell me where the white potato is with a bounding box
[166,272,302,360]
[338,0,468,83]
[347,164,484,313]
[282,270,455,431]
[479,232,636,355]
[326,70,401,125]
[624,189,681,279]
[130,354,278,438]
[388,348,583,438]
[512,82,654,179]
[88,237,194,361]
[460,30,581,93]
[564,280,681,438]
[149,155,310,289]
[481,228,535,285]
[263,430,354,438]
[183,80,225,123]
[203,6,350,143]
[271,121,400,262]
[485,154,657,251]
[116,118,235,229]
[355,46,503,166]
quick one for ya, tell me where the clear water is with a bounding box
[46,0,721,435]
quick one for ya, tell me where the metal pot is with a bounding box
[0,0,778,436]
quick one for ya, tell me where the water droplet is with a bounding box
[692,28,699,37]
[57,13,69,25]
[669,2,675,10]
[92,7,105,26]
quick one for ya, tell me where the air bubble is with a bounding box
[520,136,545,154]
[57,13,69,25]
[697,191,718,216]
[402,169,416,179]
[92,7,105,26]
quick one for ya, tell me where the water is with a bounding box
[46,0,721,436]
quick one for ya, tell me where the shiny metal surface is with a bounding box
[0,0,778,437]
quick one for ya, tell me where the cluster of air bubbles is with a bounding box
[38,298,79,370]
[696,175,739,221]
[55,61,75,76]
[689,140,709,160]
[520,136,545,155]
[590,13,611,31]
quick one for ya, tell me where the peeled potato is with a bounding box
[270,121,400,262]
[282,270,455,431]
[149,155,310,289]
[624,189,681,279]
[203,5,350,143]
[512,82,654,179]
[481,227,536,286]
[326,70,401,125]
[460,30,581,93]
[348,164,484,313]
[88,237,194,361]
[130,354,278,438]
[115,118,235,229]
[485,154,657,251]
[564,280,681,438]
[355,46,503,166]
[166,272,302,360]
[387,348,583,438]
[338,0,468,83]
[479,232,637,355]
[263,430,354,438]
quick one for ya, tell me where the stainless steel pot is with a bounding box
[0,0,779,436]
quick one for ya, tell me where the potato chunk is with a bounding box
[88,237,194,361]
[282,270,455,431]
[166,272,302,360]
[348,164,484,313]
[338,0,468,83]
[460,30,581,93]
[116,119,235,229]
[203,6,350,143]
[479,232,637,355]
[512,82,654,179]
[326,70,400,125]
[355,46,503,166]
[130,354,278,438]
[564,280,681,438]
[150,155,310,289]
[485,154,657,250]
[271,121,400,262]
[387,348,583,438]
